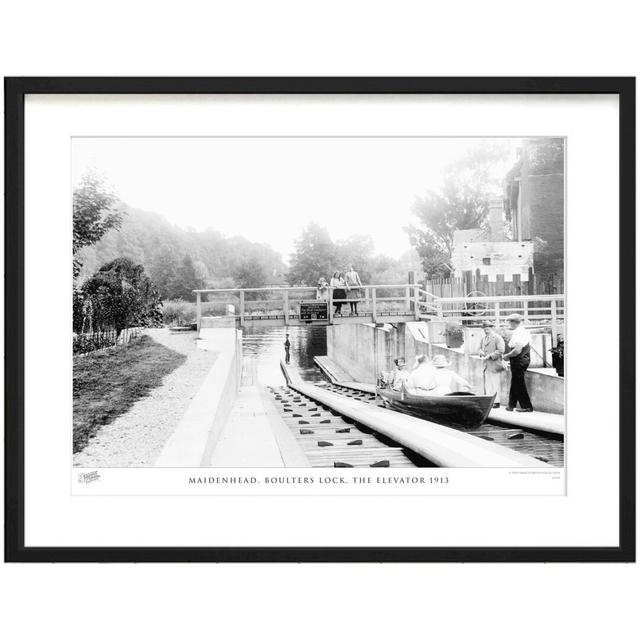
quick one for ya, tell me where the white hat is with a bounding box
[432,355,451,368]
[506,313,523,323]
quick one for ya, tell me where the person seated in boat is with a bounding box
[390,357,411,391]
[430,354,471,395]
[406,354,437,395]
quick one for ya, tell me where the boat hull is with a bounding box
[378,389,495,428]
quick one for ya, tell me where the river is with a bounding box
[241,326,327,386]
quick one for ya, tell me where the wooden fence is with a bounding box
[418,293,565,343]
[73,326,142,356]
[422,273,564,298]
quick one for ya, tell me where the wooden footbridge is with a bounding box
[195,284,436,329]
[194,284,564,340]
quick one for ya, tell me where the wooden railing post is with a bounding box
[523,299,529,323]
[405,286,411,312]
[239,290,245,327]
[283,290,289,325]
[371,287,377,323]
[550,298,557,345]
[373,323,379,402]
[329,287,334,324]
[494,302,500,326]
[196,291,202,331]
[413,285,420,320]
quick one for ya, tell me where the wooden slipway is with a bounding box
[282,363,548,468]
[316,355,564,437]
[314,356,376,393]
[489,407,565,436]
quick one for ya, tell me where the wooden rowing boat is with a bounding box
[377,388,496,428]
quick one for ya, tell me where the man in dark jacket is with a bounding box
[503,313,533,412]
[284,333,291,364]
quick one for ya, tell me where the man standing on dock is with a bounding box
[284,333,291,364]
[503,313,533,412]
[479,320,505,408]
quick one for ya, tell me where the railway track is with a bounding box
[267,386,433,468]
[313,381,565,467]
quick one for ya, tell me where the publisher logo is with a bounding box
[78,470,101,484]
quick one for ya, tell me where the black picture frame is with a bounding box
[4,77,635,563]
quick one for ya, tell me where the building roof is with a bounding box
[452,228,489,245]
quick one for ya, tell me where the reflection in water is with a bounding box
[242,326,327,386]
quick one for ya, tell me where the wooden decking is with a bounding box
[314,356,376,393]
[267,386,419,468]
[281,362,549,468]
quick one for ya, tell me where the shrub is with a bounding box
[162,299,197,326]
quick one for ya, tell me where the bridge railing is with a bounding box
[432,294,565,342]
[193,286,565,342]
[193,284,424,328]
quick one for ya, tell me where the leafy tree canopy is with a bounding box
[287,222,337,286]
[406,143,511,278]
[76,206,286,297]
[75,257,162,335]
[169,255,203,302]
[287,222,421,286]
[73,171,123,277]
[233,256,269,290]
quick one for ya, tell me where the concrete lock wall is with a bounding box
[155,328,242,467]
[327,323,397,384]
[327,322,564,414]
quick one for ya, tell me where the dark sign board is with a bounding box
[299,301,329,321]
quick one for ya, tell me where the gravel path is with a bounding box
[74,328,218,468]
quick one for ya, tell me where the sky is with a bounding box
[72,137,520,262]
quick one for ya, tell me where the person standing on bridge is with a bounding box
[503,313,533,412]
[316,277,329,300]
[330,271,347,316]
[344,265,363,315]
[284,333,291,364]
[479,320,505,408]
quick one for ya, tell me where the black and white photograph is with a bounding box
[72,135,565,472]
[5,76,633,564]
[2,2,638,638]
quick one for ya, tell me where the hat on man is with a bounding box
[432,355,451,368]
[481,320,495,328]
[506,313,523,323]
[394,357,406,366]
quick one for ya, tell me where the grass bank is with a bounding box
[73,334,187,454]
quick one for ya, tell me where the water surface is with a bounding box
[241,326,327,386]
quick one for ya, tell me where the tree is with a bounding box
[233,256,268,289]
[149,246,180,299]
[287,222,337,286]
[406,177,490,276]
[335,235,375,282]
[73,171,123,278]
[76,257,162,336]
[406,143,510,277]
[169,255,202,301]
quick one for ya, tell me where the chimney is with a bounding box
[488,197,504,241]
